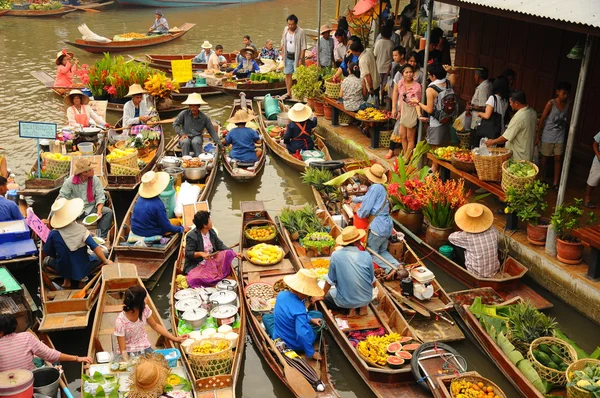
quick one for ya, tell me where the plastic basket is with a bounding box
[154,348,181,368]
[456,131,470,149]
[107,151,137,169]
[187,339,233,381]
[501,160,539,194]
[324,79,342,98]
[472,148,512,182]
[527,337,577,386]
[44,155,71,177]
[338,113,352,125]
[451,151,476,173]
[449,374,507,398]
[378,130,392,148]
[109,163,140,176]
[566,359,600,398]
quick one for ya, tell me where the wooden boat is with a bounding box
[238,201,339,398]
[257,99,331,172]
[4,7,76,17]
[72,1,115,10]
[0,10,10,16]
[38,192,117,332]
[65,23,196,54]
[217,79,287,99]
[144,53,236,72]
[222,96,266,182]
[34,324,72,397]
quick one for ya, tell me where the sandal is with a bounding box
[385,151,394,159]
[585,201,596,209]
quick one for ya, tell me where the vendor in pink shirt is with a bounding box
[55,49,78,88]
[0,314,92,372]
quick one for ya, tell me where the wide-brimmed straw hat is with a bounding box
[283,269,324,297]
[320,25,333,34]
[139,171,170,198]
[201,40,213,49]
[50,198,84,229]
[64,89,90,106]
[363,164,387,184]
[227,109,256,124]
[125,84,148,97]
[287,103,312,123]
[55,50,74,66]
[73,158,96,175]
[127,353,169,398]
[240,46,257,58]
[182,93,208,105]
[335,225,366,246]
[454,203,494,234]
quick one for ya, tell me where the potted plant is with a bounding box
[504,180,550,245]
[550,199,596,264]
[292,65,322,109]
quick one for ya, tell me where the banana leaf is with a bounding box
[554,329,595,360]
[508,350,524,365]
[517,359,546,393]
[324,169,364,186]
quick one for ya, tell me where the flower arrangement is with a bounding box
[388,179,424,212]
[413,174,469,228]
[144,73,180,99]
[387,141,431,213]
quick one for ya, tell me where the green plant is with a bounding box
[411,19,438,37]
[504,180,549,225]
[550,198,596,238]
[507,302,557,346]
[292,65,322,100]
[388,141,431,212]
[279,205,327,239]
[87,53,158,98]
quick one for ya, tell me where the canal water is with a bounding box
[2,1,600,397]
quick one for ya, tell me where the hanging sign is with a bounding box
[171,59,193,83]
[18,121,57,139]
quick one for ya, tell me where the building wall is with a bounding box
[453,8,600,169]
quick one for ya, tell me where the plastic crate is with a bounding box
[154,348,181,367]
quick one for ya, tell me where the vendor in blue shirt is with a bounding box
[43,198,112,289]
[352,164,401,277]
[231,47,259,78]
[131,171,190,238]
[192,41,214,64]
[223,109,261,164]
[0,176,22,222]
[148,10,169,35]
[283,103,317,155]
[333,36,361,79]
[263,269,324,360]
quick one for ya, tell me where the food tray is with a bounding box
[245,282,275,300]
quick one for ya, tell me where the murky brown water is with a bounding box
[3,2,600,397]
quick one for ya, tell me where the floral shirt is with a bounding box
[341,75,364,112]
[260,47,279,61]
[114,306,152,353]
[201,232,213,253]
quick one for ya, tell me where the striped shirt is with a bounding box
[0,332,61,371]
[448,228,500,278]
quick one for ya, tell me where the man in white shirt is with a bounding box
[207,45,227,72]
[281,14,306,99]
[350,41,380,104]
[468,67,492,131]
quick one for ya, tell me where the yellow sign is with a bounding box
[171,59,193,83]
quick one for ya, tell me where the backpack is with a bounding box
[431,80,458,124]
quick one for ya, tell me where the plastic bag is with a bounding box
[479,137,491,156]
[178,318,193,335]
[174,182,202,218]
[453,111,466,132]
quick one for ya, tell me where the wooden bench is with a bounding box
[571,225,600,279]
[321,96,388,149]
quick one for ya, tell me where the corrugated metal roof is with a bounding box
[455,0,600,29]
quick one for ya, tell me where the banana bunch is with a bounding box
[176,275,189,289]
[357,333,402,366]
[356,108,387,121]
[106,147,136,162]
[44,153,70,162]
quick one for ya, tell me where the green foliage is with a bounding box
[292,65,322,100]
[87,53,158,98]
[507,302,557,346]
[550,198,596,237]
[504,180,549,224]
[302,167,336,193]
[28,170,57,180]
[279,205,327,239]
[300,232,335,250]
[411,19,439,37]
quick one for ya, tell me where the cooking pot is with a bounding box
[197,287,217,303]
[79,127,101,137]
[164,167,184,187]
[175,297,202,313]
[184,166,207,181]
[210,304,238,327]
[182,308,208,329]
[174,288,197,301]
[0,370,33,398]
[162,156,182,169]
[216,279,238,292]
[211,290,238,308]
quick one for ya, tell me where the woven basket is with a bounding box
[187,339,233,380]
[505,328,531,356]
[44,155,71,177]
[324,79,342,98]
[378,130,392,148]
[107,151,138,169]
[451,151,476,173]
[566,359,600,398]
[501,160,539,194]
[244,220,278,245]
[456,131,470,149]
[449,374,507,398]
[472,148,512,182]
[339,113,352,125]
[110,163,140,176]
[528,337,577,386]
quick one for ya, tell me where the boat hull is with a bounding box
[5,7,76,16]
[116,0,263,7]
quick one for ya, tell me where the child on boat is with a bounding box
[115,285,188,360]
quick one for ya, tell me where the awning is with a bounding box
[353,0,378,16]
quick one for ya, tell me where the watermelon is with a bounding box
[387,342,402,354]
[402,343,420,351]
[396,351,412,360]
[387,356,405,369]
[400,336,413,343]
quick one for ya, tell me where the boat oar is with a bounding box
[147,118,176,126]
[71,271,102,299]
[64,4,100,12]
[59,378,74,398]
[207,242,240,258]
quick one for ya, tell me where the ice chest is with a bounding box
[0,240,37,261]
[0,221,30,244]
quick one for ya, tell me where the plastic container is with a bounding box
[154,348,181,367]
[439,245,454,259]
[276,112,290,126]
[0,369,33,398]
[78,142,94,155]
[159,177,177,218]
[264,94,281,120]
[32,368,60,398]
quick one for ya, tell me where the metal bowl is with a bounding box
[162,156,182,169]
[184,166,207,181]
[79,127,101,137]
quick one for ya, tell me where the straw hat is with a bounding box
[55,50,74,66]
[64,89,90,106]
[320,25,333,34]
[182,93,208,105]
[363,164,387,184]
[127,353,169,398]
[125,84,148,97]
[335,225,366,246]
[50,198,84,229]
[139,171,170,198]
[227,109,256,124]
[201,40,213,49]
[287,103,312,123]
[73,158,96,175]
[283,269,324,297]
[240,46,257,58]
[454,203,494,234]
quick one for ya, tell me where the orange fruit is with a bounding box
[478,382,484,388]
[487,387,493,393]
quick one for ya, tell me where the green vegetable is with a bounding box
[539,344,552,355]
[300,232,335,251]
[534,350,552,366]
[517,358,546,393]
[506,159,537,177]
[550,353,564,365]
[546,361,559,370]
[507,302,557,346]
[508,350,524,365]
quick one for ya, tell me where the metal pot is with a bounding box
[210,304,238,327]
[162,156,182,169]
[182,308,208,329]
[164,167,184,187]
[174,288,197,301]
[183,166,207,181]
[210,290,238,308]
[216,279,238,292]
[175,297,202,313]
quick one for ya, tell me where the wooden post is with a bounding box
[317,0,322,68]
[394,0,400,22]
[336,0,341,20]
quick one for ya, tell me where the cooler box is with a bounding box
[0,221,30,244]
[0,240,37,261]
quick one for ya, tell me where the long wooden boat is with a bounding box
[34,324,72,397]
[73,1,115,10]
[144,53,237,72]
[4,7,76,17]
[65,23,196,53]
[238,201,339,398]
[217,80,287,99]
[222,96,266,182]
[0,10,10,16]
[257,99,331,172]
[39,192,117,332]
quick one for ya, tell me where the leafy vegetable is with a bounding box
[300,232,335,251]
[506,159,537,177]
[566,362,600,396]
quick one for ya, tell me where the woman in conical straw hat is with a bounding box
[262,269,325,360]
[123,84,153,133]
[64,89,109,129]
[283,103,318,156]
[54,49,78,89]
[43,198,112,288]
[222,109,262,164]
[448,203,500,278]
[130,171,190,240]
[230,46,260,78]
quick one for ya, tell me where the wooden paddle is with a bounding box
[206,242,240,258]
[71,271,102,299]
[64,4,100,12]
[147,117,176,126]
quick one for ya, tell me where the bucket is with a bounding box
[78,142,94,156]
[81,88,92,98]
[0,369,33,398]
[276,112,290,126]
[264,94,281,120]
[164,167,184,187]
[6,190,18,206]
[195,77,208,88]
[32,368,60,398]
[439,245,454,259]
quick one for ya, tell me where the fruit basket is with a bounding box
[244,220,278,245]
[448,374,507,398]
[451,151,476,173]
[528,337,577,386]
[246,243,284,266]
[187,338,233,381]
[44,153,71,177]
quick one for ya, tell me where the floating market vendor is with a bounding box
[231,47,260,78]
[259,39,280,61]
[57,158,113,239]
[43,198,113,289]
[283,103,316,155]
[263,269,324,360]
[222,109,261,165]
[65,89,109,129]
[448,203,500,278]
[0,313,92,372]
[54,49,78,88]
[173,93,220,157]
[207,44,228,72]
[123,84,154,134]
[193,41,214,64]
[130,171,189,239]
[148,9,169,35]
[0,176,23,222]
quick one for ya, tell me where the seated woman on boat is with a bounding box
[0,313,92,372]
[43,198,113,289]
[54,49,78,88]
[448,203,500,278]
[223,109,261,165]
[283,103,317,155]
[130,171,189,240]
[193,41,214,64]
[65,89,109,129]
[58,158,113,239]
[263,269,324,360]
[115,285,187,360]
[230,47,260,79]
[259,40,280,61]
[174,93,220,157]
[339,62,367,112]
[123,84,154,134]
[148,9,169,35]
[0,176,23,222]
